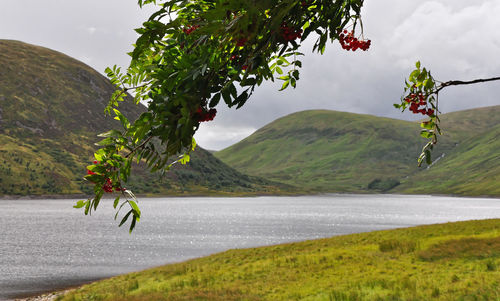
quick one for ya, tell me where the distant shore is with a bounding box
[1,191,499,201]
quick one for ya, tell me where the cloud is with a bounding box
[0,0,498,150]
[194,124,256,151]
[86,27,97,35]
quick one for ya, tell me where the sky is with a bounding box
[1,1,499,150]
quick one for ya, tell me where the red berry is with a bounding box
[236,37,247,47]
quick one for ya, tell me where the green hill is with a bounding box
[58,219,500,300]
[395,123,500,196]
[215,107,499,195]
[0,40,287,196]
[216,110,425,192]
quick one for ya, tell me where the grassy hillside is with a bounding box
[0,40,288,196]
[58,219,500,300]
[216,110,426,192]
[215,107,499,195]
[395,123,500,196]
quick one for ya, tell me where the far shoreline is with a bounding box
[1,191,499,201]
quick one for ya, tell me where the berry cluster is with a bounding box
[195,107,217,122]
[405,93,435,116]
[183,25,199,35]
[339,30,371,51]
[229,55,248,70]
[86,161,122,193]
[103,178,114,193]
[280,23,302,41]
[86,160,100,176]
[236,37,248,47]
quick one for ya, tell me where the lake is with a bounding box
[1,194,499,300]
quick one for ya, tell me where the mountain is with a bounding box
[0,40,287,196]
[216,110,424,192]
[215,107,499,195]
[394,109,500,196]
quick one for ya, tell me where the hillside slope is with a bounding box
[395,122,500,196]
[0,40,286,196]
[216,110,426,192]
[216,107,499,194]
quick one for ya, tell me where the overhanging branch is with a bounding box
[436,76,500,93]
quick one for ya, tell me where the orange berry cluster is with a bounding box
[339,30,371,51]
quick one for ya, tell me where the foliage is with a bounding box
[80,0,370,231]
[58,219,500,300]
[395,61,439,167]
[396,62,500,166]
[0,40,284,197]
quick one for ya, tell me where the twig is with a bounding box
[125,136,153,158]
[435,76,500,93]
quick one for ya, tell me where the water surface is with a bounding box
[1,194,499,299]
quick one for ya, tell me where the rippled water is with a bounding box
[1,194,499,300]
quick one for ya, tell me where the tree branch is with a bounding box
[436,76,500,93]
[125,135,153,158]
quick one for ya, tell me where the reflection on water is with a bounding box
[0,194,499,299]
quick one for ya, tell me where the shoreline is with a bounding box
[10,278,109,301]
[1,192,499,201]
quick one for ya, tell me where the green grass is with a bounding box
[215,108,500,196]
[216,110,425,192]
[58,219,500,301]
[394,122,500,196]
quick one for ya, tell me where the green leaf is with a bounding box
[128,200,141,217]
[74,200,87,209]
[113,109,130,129]
[179,154,190,164]
[84,199,91,215]
[420,121,434,130]
[420,130,434,139]
[222,87,232,106]
[280,80,290,91]
[129,216,137,233]
[209,93,221,107]
[113,196,120,209]
[119,210,133,227]
[96,137,115,146]
[425,150,432,165]
[415,61,421,69]
[424,78,434,89]
[84,174,104,183]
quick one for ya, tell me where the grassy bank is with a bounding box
[58,219,500,300]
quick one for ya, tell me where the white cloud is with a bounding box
[86,27,97,35]
[194,123,256,151]
[0,0,498,149]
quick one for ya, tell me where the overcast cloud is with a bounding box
[1,1,499,150]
